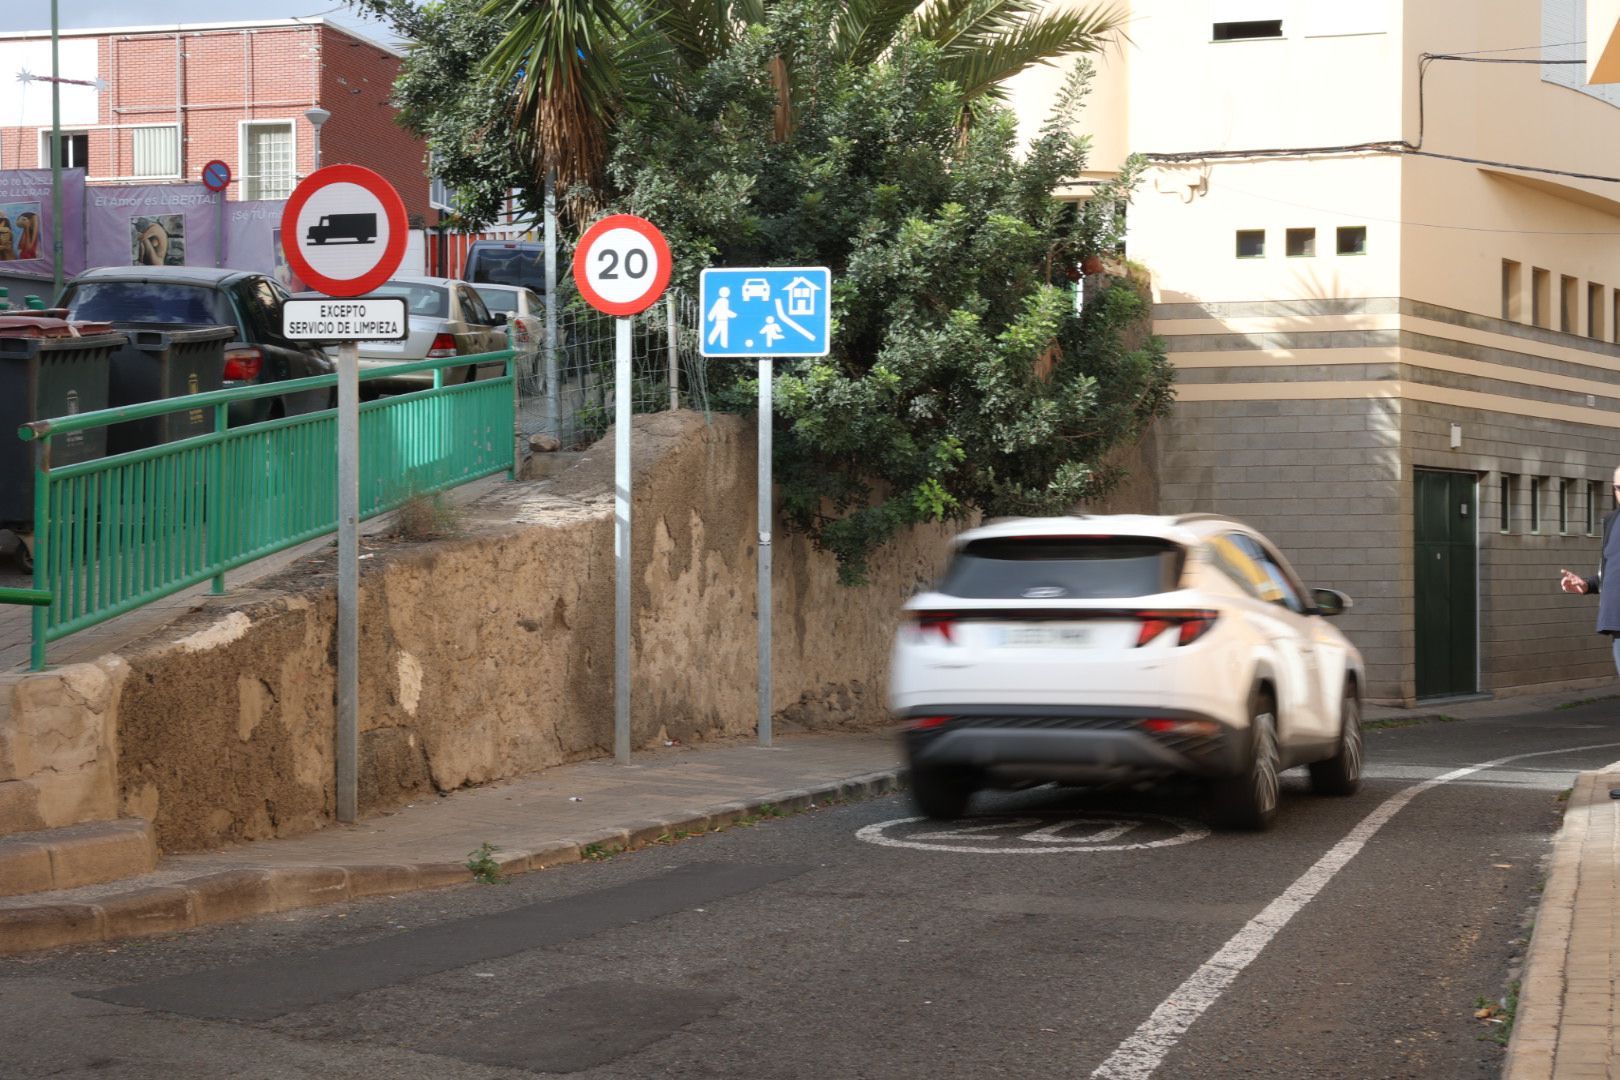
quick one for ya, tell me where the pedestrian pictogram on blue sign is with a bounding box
[699,266,830,357]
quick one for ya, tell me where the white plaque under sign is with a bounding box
[281,297,409,341]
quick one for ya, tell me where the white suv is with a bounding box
[889,514,1365,829]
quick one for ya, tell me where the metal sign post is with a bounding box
[335,340,360,821]
[615,316,633,764]
[572,215,673,765]
[756,358,773,746]
[202,160,231,270]
[280,165,409,823]
[281,297,408,821]
[698,267,831,748]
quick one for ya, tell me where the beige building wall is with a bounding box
[1013,0,1620,703]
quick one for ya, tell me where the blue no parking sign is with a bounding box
[699,266,831,357]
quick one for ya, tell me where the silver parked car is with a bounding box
[358,275,507,392]
[470,282,544,375]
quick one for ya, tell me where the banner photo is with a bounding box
[223,199,300,290]
[0,168,86,278]
[86,184,218,271]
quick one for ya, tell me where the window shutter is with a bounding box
[132,126,180,177]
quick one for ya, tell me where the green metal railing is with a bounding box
[14,348,517,669]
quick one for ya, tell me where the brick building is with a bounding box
[0,18,436,222]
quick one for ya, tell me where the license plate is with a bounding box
[1000,625,1093,648]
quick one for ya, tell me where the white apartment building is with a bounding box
[1013,0,1620,703]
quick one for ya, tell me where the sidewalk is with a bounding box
[0,730,906,955]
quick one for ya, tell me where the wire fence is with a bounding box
[516,289,710,449]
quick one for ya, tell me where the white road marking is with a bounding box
[1090,740,1620,1080]
[1024,819,1139,844]
[912,818,1042,841]
[858,813,1209,854]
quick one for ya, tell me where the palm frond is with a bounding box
[481,0,627,192]
[832,0,924,67]
[909,0,1020,53]
[938,4,1123,101]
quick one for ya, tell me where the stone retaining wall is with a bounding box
[13,411,965,851]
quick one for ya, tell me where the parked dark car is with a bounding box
[56,267,335,425]
[464,240,544,292]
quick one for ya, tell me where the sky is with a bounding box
[0,0,402,46]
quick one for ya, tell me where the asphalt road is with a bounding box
[5,701,1620,1080]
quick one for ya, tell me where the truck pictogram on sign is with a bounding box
[306,214,378,246]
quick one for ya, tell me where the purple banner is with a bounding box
[85,184,218,271]
[0,168,86,278]
[223,199,298,290]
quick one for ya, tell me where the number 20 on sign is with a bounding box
[573,214,672,317]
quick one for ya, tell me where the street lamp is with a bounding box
[305,106,331,171]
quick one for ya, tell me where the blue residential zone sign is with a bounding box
[699,266,830,358]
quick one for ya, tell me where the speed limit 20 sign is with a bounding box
[572,214,672,316]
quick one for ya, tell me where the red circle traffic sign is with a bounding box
[280,164,409,298]
[572,214,671,316]
[201,159,231,193]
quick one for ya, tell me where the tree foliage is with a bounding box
[364,0,1171,581]
[609,12,1172,579]
[358,0,534,224]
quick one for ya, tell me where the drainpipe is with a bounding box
[50,0,63,295]
[174,33,185,181]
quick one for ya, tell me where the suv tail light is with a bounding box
[910,611,957,645]
[427,333,458,358]
[1135,610,1219,647]
[1139,717,1221,737]
[223,346,263,381]
[909,715,951,731]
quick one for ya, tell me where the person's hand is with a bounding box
[1560,568,1589,594]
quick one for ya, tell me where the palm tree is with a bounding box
[481,0,1124,198]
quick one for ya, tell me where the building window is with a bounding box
[1532,268,1551,328]
[131,126,180,179]
[1530,477,1542,533]
[242,121,294,201]
[1590,283,1607,339]
[1613,289,1620,344]
[1501,474,1515,533]
[1560,480,1571,533]
[1286,228,1315,257]
[41,131,90,170]
[1502,260,1522,321]
[1593,480,1607,534]
[1561,275,1579,333]
[1336,226,1367,256]
[1214,20,1283,40]
[1235,230,1266,258]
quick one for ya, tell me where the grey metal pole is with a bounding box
[336,341,360,822]
[667,294,679,411]
[757,358,772,747]
[615,316,632,765]
[49,0,63,297]
[544,172,560,438]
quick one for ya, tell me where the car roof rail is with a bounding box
[1171,512,1231,526]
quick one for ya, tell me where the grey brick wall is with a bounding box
[1404,401,1618,696]
[1158,397,1409,701]
[1152,296,1620,704]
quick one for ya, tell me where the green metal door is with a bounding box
[1414,469,1478,698]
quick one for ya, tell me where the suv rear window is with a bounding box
[937,536,1184,599]
[468,247,542,289]
[62,281,225,325]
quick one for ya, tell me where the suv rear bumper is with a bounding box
[900,705,1245,783]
